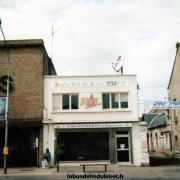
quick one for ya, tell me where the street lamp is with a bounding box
[0,18,10,174]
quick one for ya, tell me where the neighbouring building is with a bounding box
[168,42,180,159]
[0,39,56,167]
[143,110,172,155]
[43,75,149,166]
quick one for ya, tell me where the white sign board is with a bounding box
[53,80,130,88]
[54,123,132,129]
[145,101,180,109]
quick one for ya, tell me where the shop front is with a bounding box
[43,75,149,166]
[54,123,133,163]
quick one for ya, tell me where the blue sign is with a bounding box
[145,100,180,109]
[0,97,6,120]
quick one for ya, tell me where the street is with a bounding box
[149,153,179,166]
[0,154,180,179]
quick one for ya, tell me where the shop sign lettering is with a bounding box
[145,100,180,109]
[55,123,132,129]
[106,81,128,86]
[54,80,129,88]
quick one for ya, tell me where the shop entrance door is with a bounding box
[116,134,131,162]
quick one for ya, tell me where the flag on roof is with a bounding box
[112,56,124,73]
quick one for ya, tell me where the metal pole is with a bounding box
[57,146,59,173]
[0,19,10,174]
[51,25,61,61]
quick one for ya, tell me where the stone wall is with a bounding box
[138,121,149,166]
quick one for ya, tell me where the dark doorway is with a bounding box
[57,131,109,161]
[116,135,130,162]
[0,127,39,167]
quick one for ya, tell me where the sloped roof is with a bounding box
[143,113,159,126]
[148,112,167,129]
[148,109,164,114]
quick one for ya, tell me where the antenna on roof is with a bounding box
[51,25,61,61]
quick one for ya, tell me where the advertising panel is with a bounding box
[145,100,180,109]
[0,97,7,120]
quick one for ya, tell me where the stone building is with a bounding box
[0,39,56,166]
[168,42,180,159]
[43,75,149,166]
[143,110,171,155]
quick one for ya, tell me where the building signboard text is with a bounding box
[145,100,180,109]
[55,123,132,129]
[54,80,129,88]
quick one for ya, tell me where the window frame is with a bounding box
[62,93,79,110]
[102,92,129,110]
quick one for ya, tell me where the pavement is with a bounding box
[0,164,180,179]
[0,154,179,179]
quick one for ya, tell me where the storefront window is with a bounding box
[56,132,109,161]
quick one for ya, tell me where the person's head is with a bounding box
[46,148,49,152]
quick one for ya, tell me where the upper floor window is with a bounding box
[52,93,61,111]
[62,94,79,110]
[120,93,128,108]
[102,94,110,109]
[102,92,128,109]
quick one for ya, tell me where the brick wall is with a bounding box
[0,42,45,120]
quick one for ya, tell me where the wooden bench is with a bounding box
[80,162,110,172]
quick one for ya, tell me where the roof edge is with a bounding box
[0,39,44,47]
[44,74,137,78]
[168,42,180,89]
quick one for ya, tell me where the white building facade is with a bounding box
[43,75,149,166]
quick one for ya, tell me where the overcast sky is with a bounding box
[1,0,180,114]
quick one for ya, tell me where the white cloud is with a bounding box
[1,0,180,114]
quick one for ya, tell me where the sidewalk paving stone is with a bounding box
[0,164,179,179]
